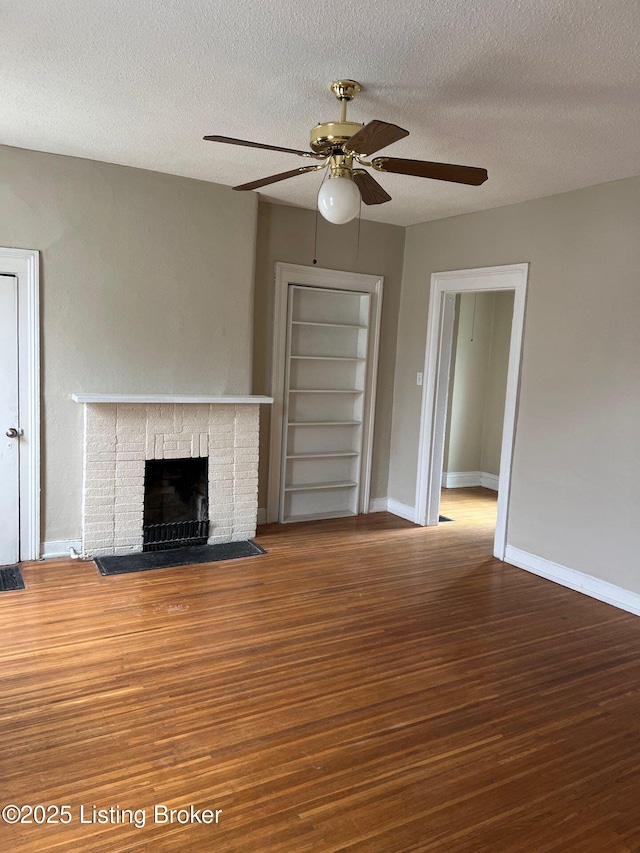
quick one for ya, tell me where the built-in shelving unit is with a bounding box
[280,285,373,523]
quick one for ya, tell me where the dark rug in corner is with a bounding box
[0,564,26,592]
[439,515,454,522]
[95,541,266,576]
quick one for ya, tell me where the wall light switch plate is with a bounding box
[416,372,423,386]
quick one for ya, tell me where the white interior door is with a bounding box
[0,274,20,565]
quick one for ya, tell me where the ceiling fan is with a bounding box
[204,80,488,225]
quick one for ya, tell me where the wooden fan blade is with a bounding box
[352,170,392,205]
[233,165,324,192]
[344,120,410,156]
[204,135,324,160]
[373,157,488,185]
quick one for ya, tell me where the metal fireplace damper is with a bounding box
[142,458,209,552]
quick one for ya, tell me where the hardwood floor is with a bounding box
[2,487,640,851]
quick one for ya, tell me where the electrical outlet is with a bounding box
[416,372,423,386]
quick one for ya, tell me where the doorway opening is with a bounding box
[415,263,528,560]
[440,290,514,534]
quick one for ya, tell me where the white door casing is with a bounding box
[0,275,20,565]
[428,292,457,517]
[415,263,528,560]
[0,249,40,563]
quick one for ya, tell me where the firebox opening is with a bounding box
[143,458,209,552]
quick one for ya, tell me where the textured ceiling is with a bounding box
[2,0,639,226]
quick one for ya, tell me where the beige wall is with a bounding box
[481,291,514,476]
[445,293,493,474]
[0,145,258,544]
[445,292,494,474]
[444,291,514,476]
[4,137,638,600]
[253,201,405,508]
[389,176,640,592]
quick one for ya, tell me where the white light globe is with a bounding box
[317,174,361,224]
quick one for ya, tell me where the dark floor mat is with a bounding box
[0,564,26,591]
[439,515,454,522]
[95,540,266,576]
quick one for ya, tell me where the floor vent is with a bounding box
[0,565,25,592]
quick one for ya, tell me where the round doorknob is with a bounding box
[5,428,20,438]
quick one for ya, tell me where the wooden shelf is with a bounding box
[290,355,364,362]
[284,480,358,492]
[291,320,366,330]
[288,389,363,394]
[286,451,359,460]
[283,509,357,523]
[288,420,361,427]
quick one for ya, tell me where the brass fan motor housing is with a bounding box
[310,121,365,154]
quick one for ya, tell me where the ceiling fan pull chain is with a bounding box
[471,293,478,342]
[312,204,319,265]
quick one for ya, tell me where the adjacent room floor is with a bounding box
[2,488,640,852]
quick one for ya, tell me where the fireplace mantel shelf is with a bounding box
[72,393,273,404]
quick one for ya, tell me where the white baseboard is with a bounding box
[505,545,640,617]
[41,539,83,560]
[368,497,388,513]
[443,471,481,488]
[480,472,499,491]
[443,471,499,490]
[257,508,267,525]
[386,499,417,523]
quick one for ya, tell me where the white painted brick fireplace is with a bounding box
[72,394,272,558]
